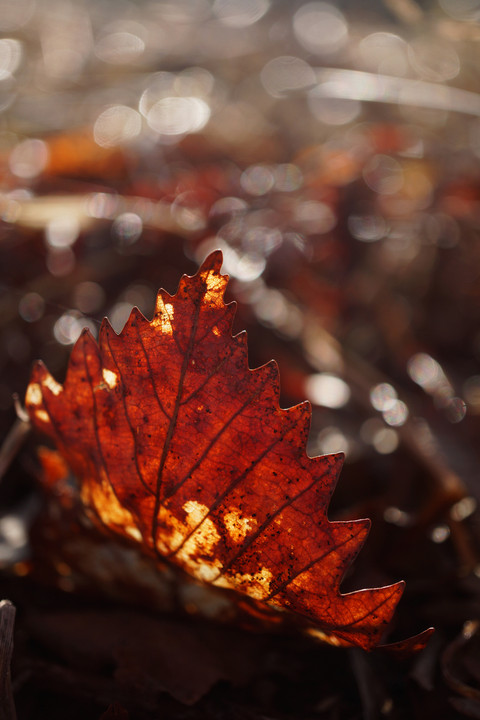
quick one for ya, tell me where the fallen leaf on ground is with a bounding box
[25,251,429,651]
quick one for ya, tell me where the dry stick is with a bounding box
[0,403,31,485]
[0,600,17,720]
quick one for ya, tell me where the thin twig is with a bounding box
[0,410,30,486]
[0,600,17,720]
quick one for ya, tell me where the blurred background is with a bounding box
[2,0,480,717]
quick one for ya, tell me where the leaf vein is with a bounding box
[135,323,171,423]
[150,282,205,549]
[265,529,361,600]
[104,330,154,497]
[81,339,126,515]
[216,463,332,580]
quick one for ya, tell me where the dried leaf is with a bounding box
[26,251,416,650]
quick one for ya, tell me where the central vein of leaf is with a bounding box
[151,285,204,551]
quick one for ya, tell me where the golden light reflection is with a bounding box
[260,56,316,97]
[407,355,467,422]
[0,515,27,550]
[408,36,460,82]
[407,353,444,392]
[308,85,361,125]
[383,506,411,527]
[45,216,79,248]
[219,242,266,283]
[85,193,119,220]
[430,525,450,543]
[358,33,408,77]
[0,38,22,79]
[293,200,336,234]
[363,155,404,195]
[305,373,351,409]
[315,426,350,456]
[244,226,282,255]
[311,68,480,117]
[94,106,142,148]
[171,193,207,232]
[147,97,210,137]
[273,164,303,192]
[112,212,143,246]
[240,165,275,196]
[348,215,387,242]
[9,139,48,178]
[53,311,95,345]
[370,383,397,411]
[213,0,270,27]
[382,401,408,427]
[95,29,146,65]
[293,3,348,56]
[445,397,467,424]
[451,496,477,522]
[361,419,399,455]
[372,427,399,454]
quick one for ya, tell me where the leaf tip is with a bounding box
[199,248,224,275]
[326,450,345,470]
[379,626,435,657]
[74,324,98,354]
[28,358,47,380]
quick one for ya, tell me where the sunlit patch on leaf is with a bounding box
[25,250,430,651]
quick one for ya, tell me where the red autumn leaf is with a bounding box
[25,251,423,651]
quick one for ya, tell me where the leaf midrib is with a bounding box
[150,287,204,550]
